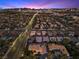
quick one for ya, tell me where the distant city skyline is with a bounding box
[0,0,79,9]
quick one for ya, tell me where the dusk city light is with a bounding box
[0,0,79,8]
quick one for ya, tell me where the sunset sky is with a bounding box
[0,0,79,9]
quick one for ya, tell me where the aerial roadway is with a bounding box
[2,12,39,59]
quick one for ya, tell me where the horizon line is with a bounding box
[0,7,79,9]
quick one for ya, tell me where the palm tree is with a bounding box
[60,54,67,59]
[63,37,71,45]
[47,51,53,59]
